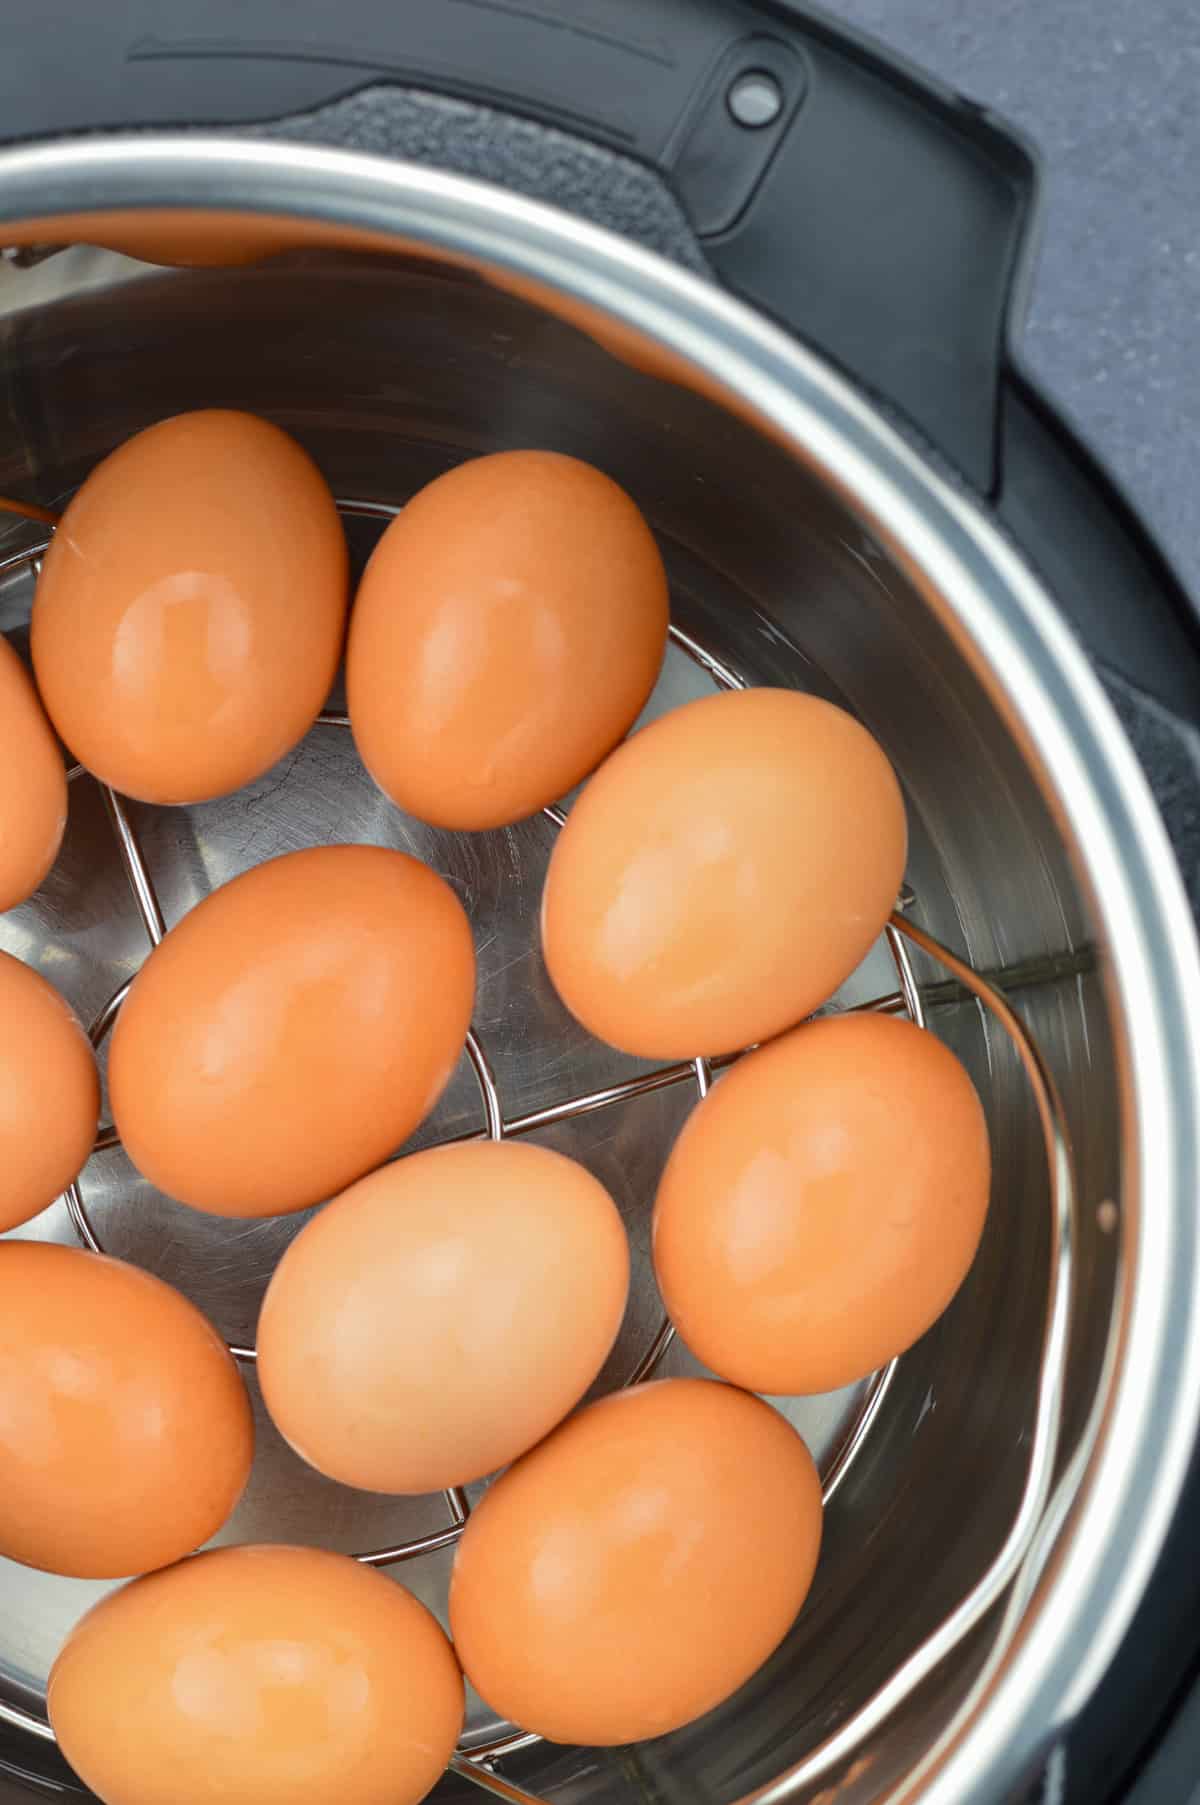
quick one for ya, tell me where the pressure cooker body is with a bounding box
[0,7,1198,1805]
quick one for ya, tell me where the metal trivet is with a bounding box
[0,498,1076,1804]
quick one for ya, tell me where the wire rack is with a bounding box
[0,501,1076,1805]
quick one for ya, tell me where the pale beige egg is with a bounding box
[258,1140,630,1492]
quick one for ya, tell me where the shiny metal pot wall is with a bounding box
[0,144,1198,1805]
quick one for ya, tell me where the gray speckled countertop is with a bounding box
[826,0,1200,603]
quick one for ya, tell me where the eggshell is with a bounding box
[347,451,669,830]
[49,1545,463,1805]
[109,844,475,1219]
[31,410,348,804]
[0,951,99,1232]
[0,634,67,910]
[541,687,907,1058]
[449,1378,822,1745]
[258,1141,630,1493]
[654,1014,992,1394]
[0,1242,252,1578]
[75,211,304,267]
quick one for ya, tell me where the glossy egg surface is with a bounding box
[0,951,99,1233]
[654,1013,992,1393]
[449,1378,822,1745]
[0,1242,252,1578]
[0,635,67,910]
[348,451,668,829]
[48,1544,463,1805]
[32,410,348,804]
[542,687,907,1058]
[109,844,475,1218]
[259,1140,630,1492]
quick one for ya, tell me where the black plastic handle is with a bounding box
[0,0,1034,494]
[1000,371,1200,904]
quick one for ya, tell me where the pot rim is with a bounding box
[1,136,1198,1804]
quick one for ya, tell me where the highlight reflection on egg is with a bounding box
[48,1545,463,1805]
[258,1141,630,1493]
[653,1013,992,1394]
[542,687,908,1059]
[348,450,669,830]
[450,1378,823,1745]
[0,950,99,1233]
[0,634,67,911]
[32,410,348,805]
[109,845,475,1219]
[0,1242,252,1579]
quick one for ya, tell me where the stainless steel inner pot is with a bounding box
[0,141,1198,1805]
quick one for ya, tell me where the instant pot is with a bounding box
[1,4,1199,1803]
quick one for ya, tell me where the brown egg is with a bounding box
[0,634,67,910]
[48,1545,464,1805]
[74,210,304,268]
[449,1378,822,1745]
[347,451,669,830]
[31,410,348,804]
[654,1014,992,1394]
[109,845,475,1219]
[542,688,907,1058]
[3,212,302,269]
[259,1141,630,1493]
[0,1243,252,1578]
[0,951,100,1233]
